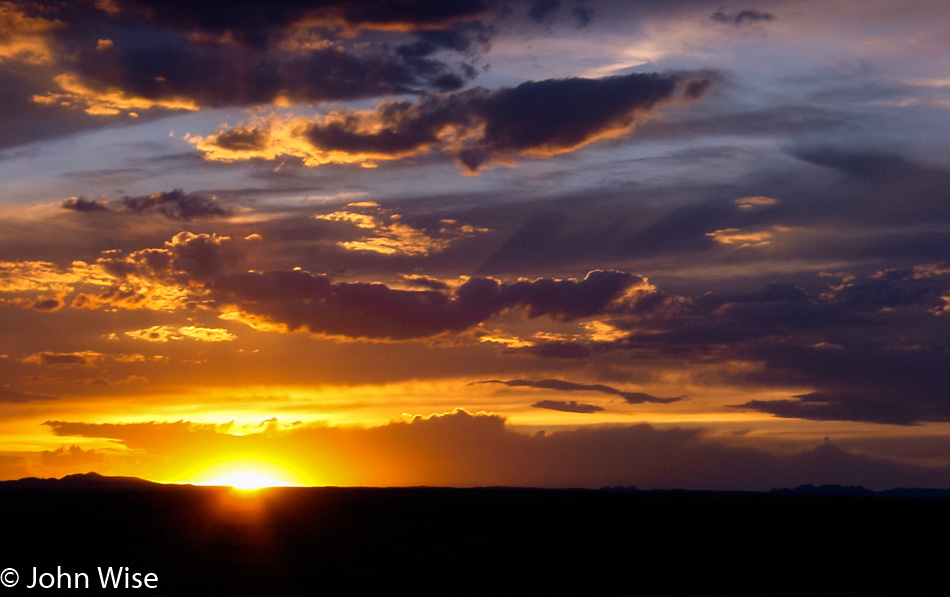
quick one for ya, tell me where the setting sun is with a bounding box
[204,472,289,490]
[189,460,306,490]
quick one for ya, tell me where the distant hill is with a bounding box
[0,471,160,490]
[771,483,950,498]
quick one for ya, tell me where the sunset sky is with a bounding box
[2,0,950,489]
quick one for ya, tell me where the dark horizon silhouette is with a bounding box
[2,472,948,594]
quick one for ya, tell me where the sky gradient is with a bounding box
[2,0,950,489]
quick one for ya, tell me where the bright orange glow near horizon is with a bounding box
[184,458,312,489]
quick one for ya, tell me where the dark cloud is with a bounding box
[121,189,230,220]
[0,388,57,403]
[61,197,108,212]
[198,71,712,171]
[63,189,228,221]
[335,0,491,30]
[23,351,98,367]
[571,5,593,28]
[777,147,950,228]
[736,341,950,425]
[528,1,561,24]
[30,297,63,311]
[521,341,592,359]
[40,445,101,469]
[400,274,450,290]
[788,146,910,179]
[210,269,640,340]
[531,399,603,413]
[91,0,493,48]
[600,269,950,425]
[710,10,775,25]
[62,37,475,110]
[475,378,684,404]
[12,0,491,131]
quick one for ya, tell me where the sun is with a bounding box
[187,459,306,490]
[205,471,291,490]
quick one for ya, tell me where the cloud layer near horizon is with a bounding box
[35,411,950,490]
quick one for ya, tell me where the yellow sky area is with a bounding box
[0,372,831,484]
[7,400,950,489]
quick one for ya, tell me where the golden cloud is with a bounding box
[706,226,790,248]
[125,325,236,342]
[0,2,60,64]
[733,196,780,210]
[33,73,200,116]
[315,203,488,256]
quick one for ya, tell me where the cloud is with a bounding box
[734,196,780,210]
[22,351,103,367]
[0,232,257,313]
[521,340,592,359]
[531,400,603,413]
[95,231,256,283]
[571,5,593,28]
[191,71,711,172]
[211,269,642,340]
[528,1,561,24]
[0,295,65,311]
[120,189,230,220]
[0,2,60,64]
[24,0,489,123]
[710,10,775,25]
[474,378,684,404]
[124,325,236,343]
[33,73,200,116]
[105,0,493,47]
[706,225,788,248]
[61,197,108,212]
[41,411,950,490]
[62,189,230,220]
[314,202,488,256]
[40,445,101,470]
[0,387,57,403]
[400,274,450,290]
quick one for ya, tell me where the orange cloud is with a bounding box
[0,2,60,64]
[734,196,780,210]
[315,202,488,256]
[22,351,104,367]
[125,325,236,342]
[3,232,258,314]
[33,73,200,116]
[706,226,790,248]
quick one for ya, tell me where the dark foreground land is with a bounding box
[1,477,946,595]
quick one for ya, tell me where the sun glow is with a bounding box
[205,472,290,490]
[189,459,307,490]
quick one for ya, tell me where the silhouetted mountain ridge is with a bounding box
[4,473,950,499]
[0,471,161,490]
[770,483,950,498]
